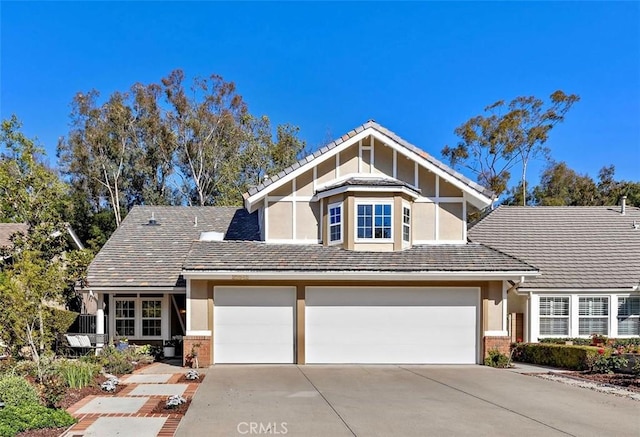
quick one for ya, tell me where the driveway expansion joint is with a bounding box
[296,365,358,437]
[397,366,577,437]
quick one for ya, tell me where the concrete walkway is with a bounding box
[63,362,203,437]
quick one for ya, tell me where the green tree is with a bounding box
[0,117,92,363]
[442,91,580,204]
[58,69,306,216]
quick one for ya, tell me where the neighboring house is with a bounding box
[0,222,84,253]
[469,204,640,343]
[86,120,539,366]
[0,223,29,250]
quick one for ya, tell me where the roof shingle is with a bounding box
[183,241,536,273]
[87,206,259,288]
[468,206,640,289]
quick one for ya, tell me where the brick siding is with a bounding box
[183,336,211,367]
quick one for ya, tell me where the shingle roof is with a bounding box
[0,223,28,248]
[183,241,537,273]
[244,120,493,200]
[87,206,259,288]
[468,206,640,289]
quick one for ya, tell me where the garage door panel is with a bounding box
[215,306,293,325]
[214,286,295,364]
[306,287,478,364]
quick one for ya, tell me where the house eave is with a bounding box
[181,270,539,282]
[243,127,492,212]
[517,286,639,293]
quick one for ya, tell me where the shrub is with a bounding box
[0,375,40,407]
[513,343,599,370]
[0,404,76,437]
[97,346,134,375]
[101,376,120,393]
[590,350,629,374]
[484,349,510,368]
[38,375,67,408]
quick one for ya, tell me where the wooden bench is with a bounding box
[56,333,107,357]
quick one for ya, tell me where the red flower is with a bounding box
[597,348,605,355]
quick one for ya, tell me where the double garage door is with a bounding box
[213,286,479,364]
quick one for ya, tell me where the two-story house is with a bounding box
[86,121,538,366]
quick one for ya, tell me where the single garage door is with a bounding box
[305,287,478,364]
[214,286,295,364]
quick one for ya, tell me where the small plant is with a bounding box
[0,375,40,407]
[185,370,199,380]
[590,333,607,346]
[166,394,186,409]
[58,360,100,389]
[100,376,120,393]
[589,348,629,374]
[484,349,510,368]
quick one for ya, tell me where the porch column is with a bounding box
[96,293,105,347]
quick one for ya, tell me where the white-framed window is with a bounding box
[328,202,343,243]
[141,299,163,336]
[112,296,166,339]
[579,297,609,335]
[356,202,392,240]
[617,296,640,336]
[539,297,569,336]
[402,205,411,243]
[114,299,136,337]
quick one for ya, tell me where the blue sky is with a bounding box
[2,2,639,193]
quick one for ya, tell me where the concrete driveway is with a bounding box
[177,365,639,437]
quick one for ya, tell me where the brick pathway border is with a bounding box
[65,363,200,436]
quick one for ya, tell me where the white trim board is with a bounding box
[244,126,492,212]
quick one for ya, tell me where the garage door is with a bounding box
[305,287,478,364]
[214,286,295,364]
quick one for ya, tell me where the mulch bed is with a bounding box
[16,427,69,437]
[150,398,192,415]
[56,374,128,409]
[566,372,640,393]
[177,374,205,384]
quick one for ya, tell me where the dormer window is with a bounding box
[356,202,392,240]
[329,203,343,243]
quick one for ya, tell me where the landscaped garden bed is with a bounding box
[0,345,155,436]
[150,397,192,415]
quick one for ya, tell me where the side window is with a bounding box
[329,203,342,243]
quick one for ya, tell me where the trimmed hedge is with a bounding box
[513,343,600,370]
[538,338,591,346]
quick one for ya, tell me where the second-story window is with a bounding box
[329,203,342,243]
[357,203,392,240]
[402,206,411,243]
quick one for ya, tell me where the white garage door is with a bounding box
[213,286,295,364]
[305,287,478,364]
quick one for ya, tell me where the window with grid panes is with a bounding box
[539,297,569,336]
[578,297,609,335]
[141,300,162,336]
[617,297,640,336]
[115,300,135,337]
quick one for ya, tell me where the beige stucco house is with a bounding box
[86,121,539,366]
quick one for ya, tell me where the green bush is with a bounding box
[38,375,67,408]
[96,346,134,375]
[513,343,599,370]
[484,349,510,368]
[0,375,40,407]
[0,404,76,437]
[611,338,640,347]
[43,307,79,339]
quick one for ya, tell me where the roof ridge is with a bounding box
[244,120,494,200]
